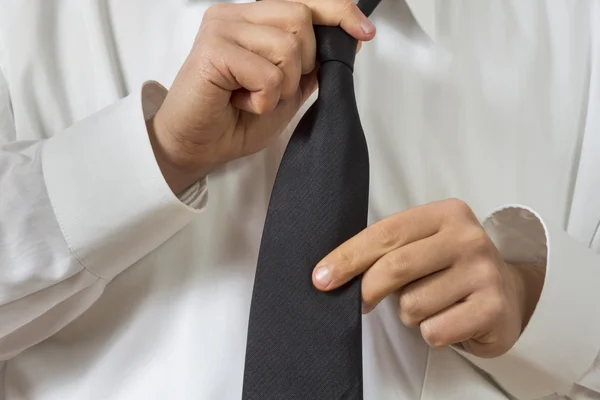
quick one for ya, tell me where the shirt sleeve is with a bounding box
[455,205,600,399]
[0,71,207,360]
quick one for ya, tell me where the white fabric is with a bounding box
[0,1,599,399]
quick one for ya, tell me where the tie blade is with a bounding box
[242,64,368,399]
[357,0,383,17]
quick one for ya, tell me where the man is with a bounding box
[0,0,599,398]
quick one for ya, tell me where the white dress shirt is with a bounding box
[1,1,600,399]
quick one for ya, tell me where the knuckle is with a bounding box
[334,250,355,272]
[277,32,301,63]
[256,88,281,113]
[283,12,312,40]
[293,3,313,27]
[462,227,492,254]
[483,294,506,321]
[199,19,223,37]
[398,291,419,316]
[263,67,285,89]
[385,251,411,282]
[203,3,228,21]
[398,293,421,328]
[302,56,316,74]
[484,343,511,358]
[375,224,399,249]
[421,322,446,348]
[290,2,313,24]
[253,97,273,115]
[399,312,420,328]
[445,198,474,218]
[361,292,377,311]
[340,0,356,16]
[190,39,224,76]
[254,68,283,114]
[474,260,502,288]
[394,250,412,271]
[285,32,302,56]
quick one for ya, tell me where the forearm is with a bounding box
[0,140,105,359]
[0,84,206,359]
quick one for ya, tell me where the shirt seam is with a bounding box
[418,346,432,400]
[0,30,14,125]
[41,149,108,282]
[0,29,6,80]
[587,219,600,248]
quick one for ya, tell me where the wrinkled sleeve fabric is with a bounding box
[456,205,600,400]
[0,74,207,361]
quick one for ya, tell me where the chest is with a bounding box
[2,3,597,399]
[355,1,593,225]
[0,1,597,236]
[4,1,592,217]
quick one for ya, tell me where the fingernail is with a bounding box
[361,19,376,35]
[314,266,332,287]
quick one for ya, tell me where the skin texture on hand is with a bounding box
[147,117,203,195]
[148,0,376,194]
[312,198,546,358]
[147,0,546,362]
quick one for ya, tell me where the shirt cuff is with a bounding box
[457,205,600,399]
[42,81,207,281]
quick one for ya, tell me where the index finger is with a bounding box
[262,0,377,40]
[312,200,449,291]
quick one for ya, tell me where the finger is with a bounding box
[258,0,376,40]
[394,265,475,325]
[233,67,319,155]
[284,0,377,40]
[313,201,449,291]
[214,42,283,114]
[419,293,501,350]
[225,22,302,99]
[206,2,317,74]
[359,231,461,311]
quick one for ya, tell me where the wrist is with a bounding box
[146,115,210,195]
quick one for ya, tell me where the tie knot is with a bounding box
[315,26,358,71]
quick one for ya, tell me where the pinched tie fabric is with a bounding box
[242,1,382,399]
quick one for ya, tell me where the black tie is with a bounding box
[242,1,381,398]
